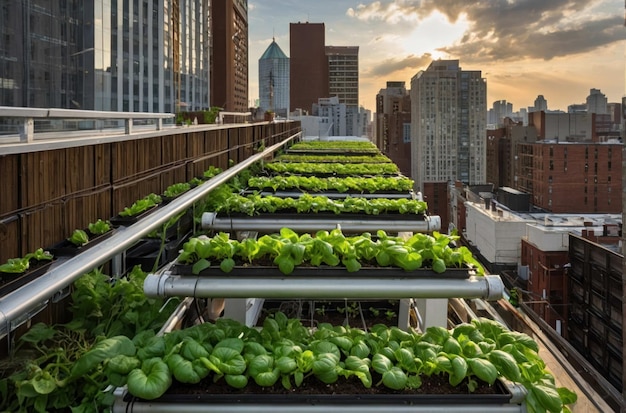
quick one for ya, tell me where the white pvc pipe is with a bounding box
[201,212,441,233]
[144,273,504,301]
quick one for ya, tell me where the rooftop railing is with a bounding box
[0,106,175,143]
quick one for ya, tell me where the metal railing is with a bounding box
[0,106,175,143]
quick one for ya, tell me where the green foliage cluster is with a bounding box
[217,193,427,216]
[119,193,162,217]
[289,140,378,152]
[248,175,414,193]
[0,248,53,274]
[264,162,399,175]
[276,154,392,164]
[177,227,484,276]
[7,312,575,412]
[87,219,112,235]
[163,182,191,198]
[0,266,178,412]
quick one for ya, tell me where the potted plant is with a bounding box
[264,110,275,122]
[110,193,163,226]
[47,220,114,257]
[0,248,54,297]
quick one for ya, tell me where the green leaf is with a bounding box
[489,349,522,382]
[381,366,407,390]
[192,258,211,274]
[71,335,136,378]
[467,358,498,385]
[127,357,172,400]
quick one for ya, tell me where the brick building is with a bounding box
[375,82,411,177]
[514,142,622,213]
[289,23,328,113]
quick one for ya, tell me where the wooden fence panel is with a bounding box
[65,146,97,194]
[163,134,187,165]
[0,155,19,216]
[112,174,162,215]
[20,150,67,207]
[112,141,138,183]
[0,215,19,260]
[64,189,112,235]
[23,203,65,254]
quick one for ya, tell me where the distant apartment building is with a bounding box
[514,141,622,213]
[258,38,289,117]
[486,119,537,189]
[532,95,548,112]
[488,100,513,126]
[289,22,328,113]
[313,96,346,136]
[528,111,619,142]
[586,88,608,114]
[375,81,411,177]
[410,59,487,190]
[326,46,359,136]
[0,1,212,112]
[212,0,249,112]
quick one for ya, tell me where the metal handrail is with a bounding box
[0,106,175,142]
[0,131,301,340]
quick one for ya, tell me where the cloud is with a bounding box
[365,53,433,77]
[347,0,623,62]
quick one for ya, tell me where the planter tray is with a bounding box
[46,230,114,257]
[110,206,159,226]
[125,380,511,405]
[170,264,475,279]
[0,260,55,297]
[285,149,380,155]
[126,233,191,272]
[216,212,428,221]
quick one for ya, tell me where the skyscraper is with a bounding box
[258,38,289,117]
[211,0,249,112]
[289,22,328,113]
[0,1,211,113]
[326,46,359,135]
[410,60,487,189]
[375,81,411,177]
[533,95,548,112]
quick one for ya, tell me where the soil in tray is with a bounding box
[164,373,503,398]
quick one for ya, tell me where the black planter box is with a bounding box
[0,259,55,297]
[123,378,512,406]
[126,233,190,272]
[46,230,114,257]
[110,206,159,226]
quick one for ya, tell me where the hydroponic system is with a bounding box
[0,134,577,413]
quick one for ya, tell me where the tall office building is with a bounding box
[410,60,487,189]
[258,38,289,117]
[0,1,211,113]
[289,22,328,113]
[326,46,358,135]
[211,0,248,112]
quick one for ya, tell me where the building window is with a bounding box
[403,123,411,143]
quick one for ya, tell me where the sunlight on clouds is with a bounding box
[400,11,469,58]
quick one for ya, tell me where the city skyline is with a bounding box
[248,0,624,113]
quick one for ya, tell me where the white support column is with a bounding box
[414,298,448,329]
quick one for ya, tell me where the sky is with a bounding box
[247,0,625,113]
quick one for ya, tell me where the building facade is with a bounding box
[326,46,358,136]
[514,142,622,213]
[289,22,328,114]
[586,88,608,114]
[0,0,211,113]
[375,81,411,177]
[211,0,248,112]
[258,38,289,117]
[410,60,487,190]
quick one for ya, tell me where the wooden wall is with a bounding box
[0,122,299,264]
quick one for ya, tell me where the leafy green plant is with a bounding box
[176,228,484,276]
[0,248,53,274]
[119,193,162,217]
[163,182,191,198]
[68,229,89,246]
[203,166,223,180]
[264,162,399,176]
[385,310,396,321]
[88,219,111,235]
[216,193,427,216]
[276,154,392,164]
[289,140,379,153]
[248,175,415,194]
[0,266,178,413]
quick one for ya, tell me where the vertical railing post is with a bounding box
[125,118,132,134]
[20,117,34,143]
[157,118,163,130]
